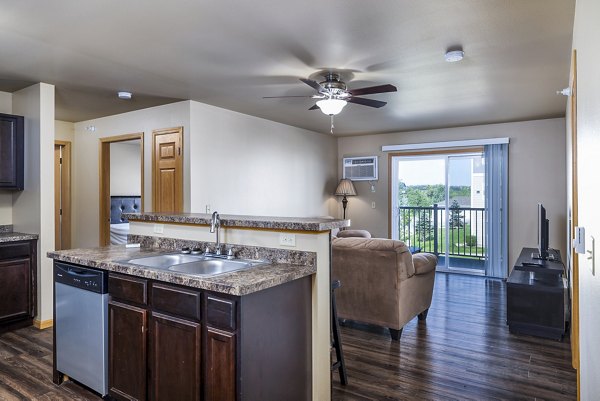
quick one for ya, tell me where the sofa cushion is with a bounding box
[332,237,415,279]
[336,229,372,238]
[412,253,437,275]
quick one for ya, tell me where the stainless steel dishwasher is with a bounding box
[54,262,109,396]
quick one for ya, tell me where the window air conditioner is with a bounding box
[342,156,378,181]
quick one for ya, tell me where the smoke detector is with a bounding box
[445,50,464,63]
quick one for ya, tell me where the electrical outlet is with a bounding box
[279,233,296,247]
[153,224,164,234]
[371,202,376,209]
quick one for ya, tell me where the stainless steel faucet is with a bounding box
[210,211,221,255]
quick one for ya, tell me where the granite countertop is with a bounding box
[0,225,39,243]
[47,245,316,296]
[122,212,350,232]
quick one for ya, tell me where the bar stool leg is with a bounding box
[331,280,347,385]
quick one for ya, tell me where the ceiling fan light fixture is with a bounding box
[316,98,347,115]
[444,50,464,63]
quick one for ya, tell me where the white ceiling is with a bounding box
[0,0,575,136]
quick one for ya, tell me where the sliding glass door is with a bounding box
[391,151,487,274]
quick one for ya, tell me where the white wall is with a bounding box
[571,0,600,397]
[337,118,567,273]
[110,140,142,196]
[55,120,74,143]
[72,101,191,248]
[12,83,55,323]
[70,101,337,247]
[189,101,338,217]
[0,91,13,225]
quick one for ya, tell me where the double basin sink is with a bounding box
[120,253,268,277]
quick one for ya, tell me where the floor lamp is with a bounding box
[335,179,357,220]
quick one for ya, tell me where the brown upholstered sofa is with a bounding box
[332,230,437,340]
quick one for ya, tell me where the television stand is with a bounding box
[507,247,567,340]
[530,252,557,261]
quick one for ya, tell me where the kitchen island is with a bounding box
[48,213,348,401]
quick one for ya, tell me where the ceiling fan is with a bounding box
[263,73,397,116]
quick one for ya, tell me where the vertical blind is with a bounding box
[484,143,509,278]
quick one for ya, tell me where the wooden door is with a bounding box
[206,328,236,401]
[54,142,71,250]
[152,127,183,213]
[149,312,201,401]
[108,301,147,401]
[0,258,31,323]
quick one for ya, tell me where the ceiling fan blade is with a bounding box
[299,78,325,92]
[262,95,316,99]
[349,84,397,96]
[308,104,320,110]
[348,97,387,108]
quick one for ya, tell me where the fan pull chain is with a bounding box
[330,115,335,134]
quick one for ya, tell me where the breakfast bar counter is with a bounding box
[48,213,348,400]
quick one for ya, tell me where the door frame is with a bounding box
[98,133,144,246]
[54,140,72,250]
[568,50,580,392]
[387,147,483,239]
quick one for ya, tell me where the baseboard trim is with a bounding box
[33,319,53,330]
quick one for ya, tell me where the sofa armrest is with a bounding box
[412,253,437,275]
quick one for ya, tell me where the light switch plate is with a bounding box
[279,233,296,247]
[153,224,164,234]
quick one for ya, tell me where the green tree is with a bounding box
[415,210,434,241]
[449,199,464,228]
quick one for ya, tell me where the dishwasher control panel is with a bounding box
[54,262,108,294]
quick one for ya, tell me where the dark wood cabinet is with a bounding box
[507,248,567,340]
[107,272,311,401]
[0,240,37,332]
[0,113,25,190]
[149,312,201,401]
[206,328,236,401]
[108,300,148,401]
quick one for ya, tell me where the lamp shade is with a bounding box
[316,98,347,115]
[334,179,357,196]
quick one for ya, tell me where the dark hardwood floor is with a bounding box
[0,327,102,400]
[0,273,576,400]
[332,272,577,400]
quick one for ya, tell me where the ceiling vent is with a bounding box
[343,156,378,181]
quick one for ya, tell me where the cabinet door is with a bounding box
[0,113,24,190]
[206,328,236,401]
[149,312,201,401]
[109,300,147,401]
[0,258,31,322]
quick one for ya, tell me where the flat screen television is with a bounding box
[534,203,550,260]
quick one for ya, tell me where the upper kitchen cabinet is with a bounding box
[0,113,24,190]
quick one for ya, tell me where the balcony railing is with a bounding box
[397,204,487,261]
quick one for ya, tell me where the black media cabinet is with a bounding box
[506,247,568,340]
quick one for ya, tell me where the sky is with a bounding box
[397,156,478,186]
